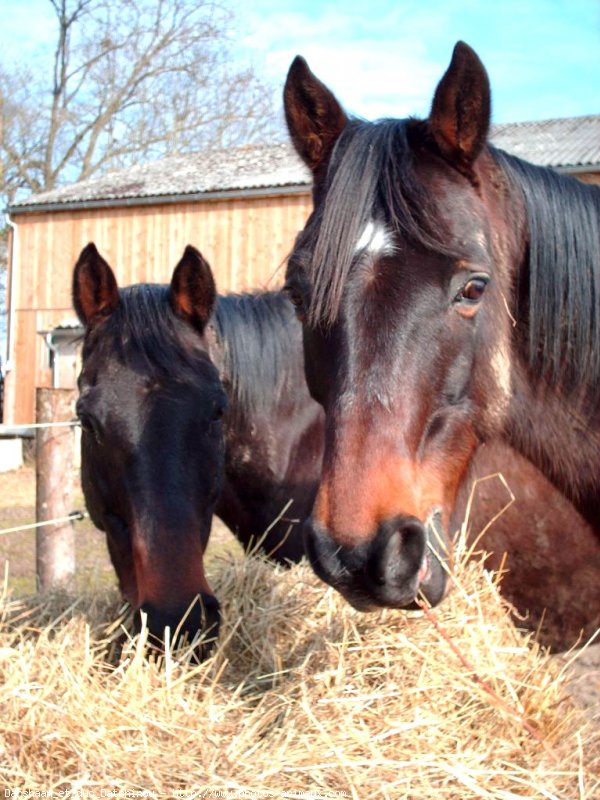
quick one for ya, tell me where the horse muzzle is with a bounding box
[137,592,221,662]
[303,511,449,611]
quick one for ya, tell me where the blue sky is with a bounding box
[236,0,600,122]
[1,0,598,124]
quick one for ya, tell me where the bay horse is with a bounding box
[74,242,596,653]
[283,42,600,622]
[73,243,323,658]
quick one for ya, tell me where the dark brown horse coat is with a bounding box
[73,244,323,657]
[283,41,599,648]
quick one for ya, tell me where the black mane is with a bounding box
[214,290,303,419]
[84,284,210,381]
[493,149,600,402]
[83,284,303,417]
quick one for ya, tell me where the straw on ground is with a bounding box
[0,553,598,798]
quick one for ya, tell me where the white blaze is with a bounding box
[356,221,393,255]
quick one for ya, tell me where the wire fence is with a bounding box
[0,511,89,537]
[0,416,86,538]
[0,419,80,429]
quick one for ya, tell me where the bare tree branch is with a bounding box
[0,0,281,205]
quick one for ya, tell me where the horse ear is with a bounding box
[284,55,348,175]
[170,245,216,333]
[72,242,119,326]
[429,41,491,171]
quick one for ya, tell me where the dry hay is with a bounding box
[0,548,598,799]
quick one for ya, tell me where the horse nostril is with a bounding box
[303,518,348,585]
[398,517,427,564]
[376,516,427,585]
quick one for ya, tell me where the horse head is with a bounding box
[73,243,226,658]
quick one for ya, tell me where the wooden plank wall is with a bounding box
[577,171,600,186]
[5,192,312,424]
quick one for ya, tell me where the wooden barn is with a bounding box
[4,115,600,425]
[3,143,312,425]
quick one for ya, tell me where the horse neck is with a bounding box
[210,291,322,541]
[492,149,600,385]
[505,366,600,529]
[211,290,309,427]
[493,156,600,527]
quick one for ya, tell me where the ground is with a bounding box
[0,462,598,716]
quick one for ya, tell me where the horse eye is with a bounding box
[458,276,489,303]
[77,409,102,443]
[284,285,305,315]
[211,401,226,423]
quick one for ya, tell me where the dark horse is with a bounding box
[283,43,600,623]
[73,243,323,657]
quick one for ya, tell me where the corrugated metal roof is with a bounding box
[9,142,311,211]
[490,116,600,168]
[9,115,599,212]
